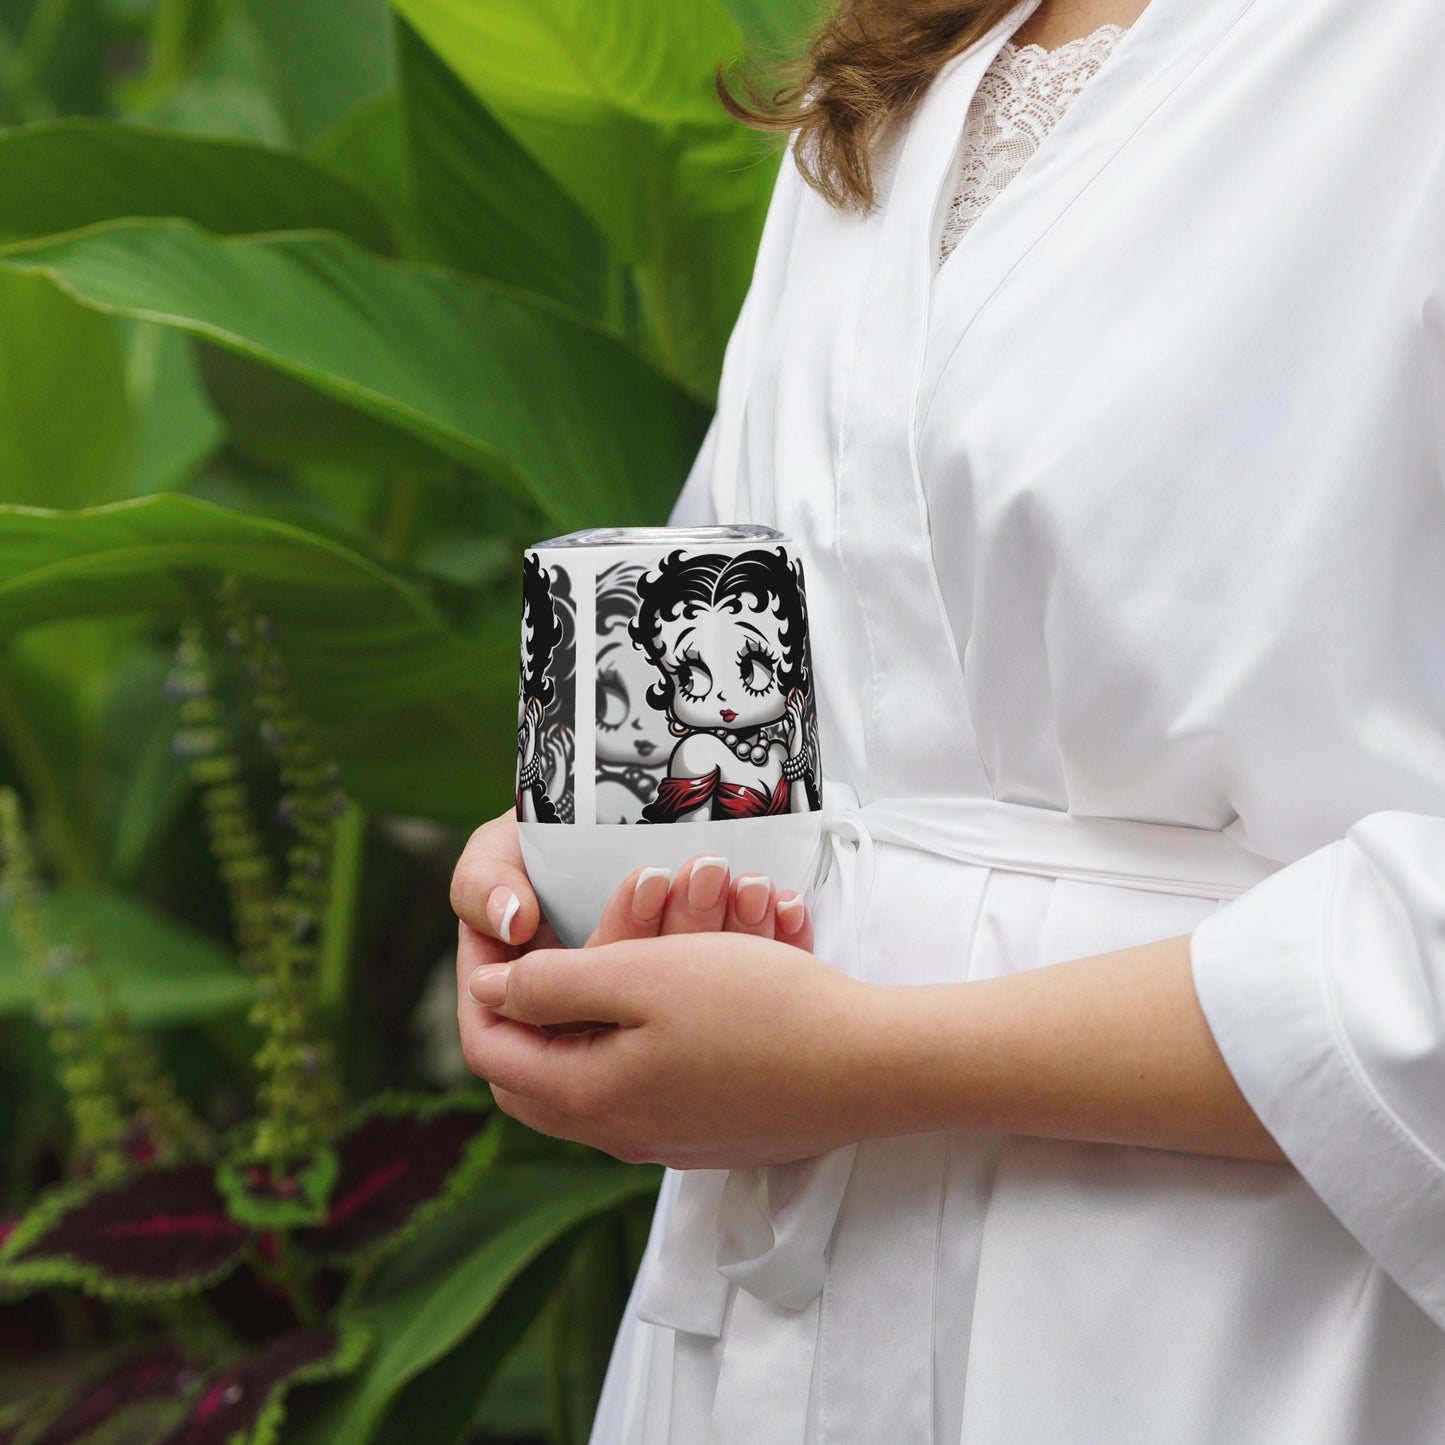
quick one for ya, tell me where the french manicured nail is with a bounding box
[687,855,729,911]
[488,887,520,945]
[632,866,673,922]
[467,963,511,1006]
[776,893,806,936]
[735,874,771,927]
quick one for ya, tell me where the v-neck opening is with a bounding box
[825,0,1263,800]
[926,12,1153,289]
[917,0,1263,434]
[933,22,1134,280]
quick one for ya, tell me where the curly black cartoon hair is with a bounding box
[629,548,811,718]
[520,553,567,713]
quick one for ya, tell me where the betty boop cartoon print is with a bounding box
[595,562,673,823]
[628,547,822,823]
[517,554,576,824]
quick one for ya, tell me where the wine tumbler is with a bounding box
[514,525,825,947]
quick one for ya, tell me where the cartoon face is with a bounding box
[596,621,673,766]
[652,603,789,734]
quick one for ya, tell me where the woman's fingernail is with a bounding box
[687,855,729,911]
[488,887,520,945]
[632,866,673,922]
[467,962,512,1006]
[776,894,806,936]
[735,874,771,927]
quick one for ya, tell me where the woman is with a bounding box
[454,0,1445,1440]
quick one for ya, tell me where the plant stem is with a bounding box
[318,800,365,1026]
[380,472,422,562]
[259,1231,322,1330]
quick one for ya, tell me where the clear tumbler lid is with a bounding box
[531,524,784,549]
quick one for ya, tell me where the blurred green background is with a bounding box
[0,1,819,1441]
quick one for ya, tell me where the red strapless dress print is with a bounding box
[641,767,789,823]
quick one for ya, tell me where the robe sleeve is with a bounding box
[1190,810,1445,1328]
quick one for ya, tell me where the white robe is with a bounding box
[591,0,1445,1439]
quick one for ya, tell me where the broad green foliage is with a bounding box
[0,0,814,1436]
[1,220,710,526]
[290,1164,660,1445]
[0,885,251,1020]
[392,0,780,398]
[241,0,393,145]
[397,23,610,320]
[0,119,395,249]
[0,269,134,507]
[0,496,519,822]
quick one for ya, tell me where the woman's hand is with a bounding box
[461,931,870,1169]
[453,817,816,1079]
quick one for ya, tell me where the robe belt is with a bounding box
[636,782,1286,1339]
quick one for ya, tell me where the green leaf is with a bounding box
[0,495,519,825]
[126,323,224,495]
[0,119,396,252]
[370,1240,570,1445]
[193,343,453,478]
[0,618,150,886]
[397,21,609,320]
[242,0,393,146]
[390,0,776,398]
[310,90,439,264]
[0,269,134,508]
[1,219,708,528]
[120,0,291,146]
[289,1163,660,1445]
[0,886,252,1024]
[719,0,823,55]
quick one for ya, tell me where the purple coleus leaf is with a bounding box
[0,1164,247,1302]
[29,1348,199,1445]
[157,1320,369,1445]
[293,1092,496,1265]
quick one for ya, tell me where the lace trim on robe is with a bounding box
[939,24,1127,267]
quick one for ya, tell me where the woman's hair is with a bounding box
[629,548,811,718]
[720,0,1020,211]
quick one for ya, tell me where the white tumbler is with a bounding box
[515,525,826,947]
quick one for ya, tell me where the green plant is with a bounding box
[0,0,809,1438]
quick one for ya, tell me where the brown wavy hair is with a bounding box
[720,0,1021,212]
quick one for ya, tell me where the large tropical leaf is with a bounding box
[397,22,610,321]
[0,220,708,528]
[288,1163,660,1445]
[310,91,438,264]
[0,120,395,252]
[719,0,824,55]
[390,0,778,398]
[242,0,393,146]
[0,885,252,1023]
[0,495,519,825]
[0,270,134,508]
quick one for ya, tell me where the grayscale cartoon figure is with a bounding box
[629,547,821,823]
[516,554,575,824]
[594,562,673,823]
